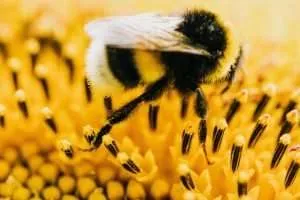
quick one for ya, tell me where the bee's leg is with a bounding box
[87,77,169,150]
[194,88,207,119]
[194,88,212,164]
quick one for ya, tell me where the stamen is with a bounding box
[270,134,291,169]
[57,139,74,159]
[248,114,271,148]
[178,163,195,190]
[198,119,211,164]
[237,172,249,197]
[252,84,276,121]
[148,104,159,131]
[284,152,300,188]
[225,89,248,124]
[0,104,6,128]
[277,109,298,141]
[35,65,50,100]
[25,38,40,71]
[231,135,245,172]
[280,89,300,124]
[8,57,21,90]
[83,125,96,145]
[15,90,29,118]
[181,123,194,155]
[180,96,189,119]
[104,96,113,118]
[64,57,75,83]
[103,135,119,157]
[50,39,62,56]
[212,119,228,153]
[0,42,8,58]
[117,152,141,174]
[63,43,78,83]
[41,107,58,133]
[84,77,92,103]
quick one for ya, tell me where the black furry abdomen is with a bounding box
[106,46,141,88]
[161,51,217,94]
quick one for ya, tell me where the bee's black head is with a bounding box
[176,10,227,57]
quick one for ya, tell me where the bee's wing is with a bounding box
[85,13,211,56]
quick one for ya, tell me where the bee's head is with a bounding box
[176,10,227,57]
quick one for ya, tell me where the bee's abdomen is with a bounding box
[106,46,141,88]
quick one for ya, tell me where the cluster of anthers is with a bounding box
[0,5,300,200]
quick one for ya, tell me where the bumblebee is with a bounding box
[84,9,243,150]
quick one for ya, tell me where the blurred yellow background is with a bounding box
[2,0,300,42]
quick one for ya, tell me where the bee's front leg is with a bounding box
[86,77,169,150]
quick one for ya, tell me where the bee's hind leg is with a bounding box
[194,87,212,165]
[86,77,169,151]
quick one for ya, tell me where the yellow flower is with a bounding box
[0,1,300,199]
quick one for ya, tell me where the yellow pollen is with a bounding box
[0,104,6,115]
[35,65,49,78]
[103,135,114,145]
[177,163,190,175]
[263,83,277,96]
[238,171,250,183]
[183,191,196,200]
[217,118,228,130]
[279,134,291,145]
[25,38,40,54]
[294,152,300,163]
[83,125,96,136]
[234,135,246,146]
[258,113,272,125]
[286,109,299,124]
[117,152,129,164]
[291,88,300,101]
[15,89,26,101]
[41,107,53,119]
[64,43,78,58]
[7,57,22,72]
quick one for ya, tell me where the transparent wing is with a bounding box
[85,13,211,56]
